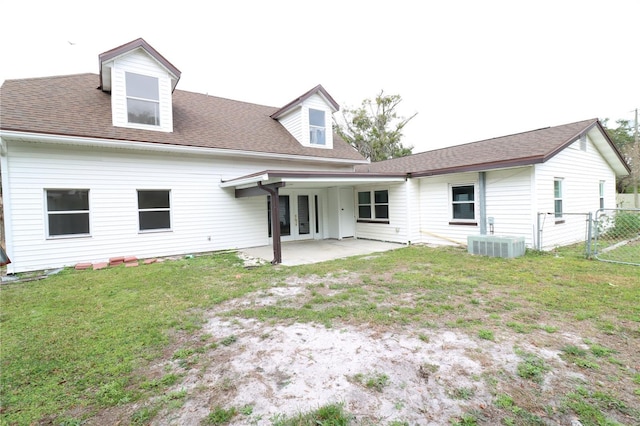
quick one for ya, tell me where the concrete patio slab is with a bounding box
[240,238,405,266]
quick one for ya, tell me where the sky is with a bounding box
[1,0,638,153]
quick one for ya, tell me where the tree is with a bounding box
[334,90,417,162]
[602,118,637,196]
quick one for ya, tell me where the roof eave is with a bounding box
[411,156,543,177]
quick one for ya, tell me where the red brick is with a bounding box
[92,262,109,270]
[125,261,138,267]
[143,258,157,265]
[75,262,92,270]
[124,256,138,263]
[109,256,125,263]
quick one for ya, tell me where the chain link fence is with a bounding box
[536,209,640,266]
[536,212,591,251]
[589,208,640,265]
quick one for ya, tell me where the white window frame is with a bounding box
[309,108,326,145]
[126,72,160,126]
[357,189,389,223]
[599,180,605,209]
[450,184,476,224]
[554,178,564,222]
[137,190,172,232]
[45,189,91,238]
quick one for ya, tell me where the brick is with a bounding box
[109,260,124,267]
[109,256,125,263]
[125,262,138,267]
[123,256,138,263]
[75,262,92,270]
[92,262,109,270]
[143,258,157,265]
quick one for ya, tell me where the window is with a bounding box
[138,190,171,231]
[554,178,563,220]
[451,185,475,221]
[126,72,160,126]
[357,190,389,222]
[46,189,90,237]
[599,181,605,209]
[309,109,325,145]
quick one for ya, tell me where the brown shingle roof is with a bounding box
[0,74,365,162]
[356,119,616,175]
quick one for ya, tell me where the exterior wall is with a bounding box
[354,182,407,243]
[109,50,174,132]
[301,94,334,148]
[417,172,479,246]
[277,108,303,143]
[3,140,352,273]
[277,94,334,149]
[534,136,618,249]
[485,167,535,245]
[416,168,534,246]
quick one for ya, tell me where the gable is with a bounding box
[272,85,339,149]
[99,39,181,133]
[357,119,630,178]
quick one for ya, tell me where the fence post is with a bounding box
[586,212,593,259]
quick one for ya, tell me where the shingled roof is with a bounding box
[0,74,365,162]
[356,119,629,176]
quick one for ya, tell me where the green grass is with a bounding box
[0,252,275,425]
[271,402,351,426]
[1,245,638,425]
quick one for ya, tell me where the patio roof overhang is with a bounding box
[219,170,406,265]
[220,170,407,195]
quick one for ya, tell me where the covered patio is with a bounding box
[239,238,405,266]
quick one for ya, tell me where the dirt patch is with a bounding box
[80,258,638,426]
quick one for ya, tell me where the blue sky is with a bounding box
[1,0,638,153]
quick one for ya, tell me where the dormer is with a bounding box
[271,85,339,149]
[99,38,181,133]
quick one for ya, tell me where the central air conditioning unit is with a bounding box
[467,235,525,258]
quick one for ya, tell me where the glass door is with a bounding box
[268,193,314,240]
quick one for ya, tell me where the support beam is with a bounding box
[257,182,282,264]
[235,182,284,198]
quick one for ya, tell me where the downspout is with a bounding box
[257,182,282,264]
[479,172,487,235]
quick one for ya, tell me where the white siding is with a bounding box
[276,94,334,148]
[4,141,352,272]
[278,109,303,142]
[354,183,407,243]
[417,173,479,246]
[110,50,174,132]
[302,94,334,148]
[417,169,535,247]
[485,167,535,245]
[535,136,617,249]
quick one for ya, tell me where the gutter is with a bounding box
[0,130,369,166]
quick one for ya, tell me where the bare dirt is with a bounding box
[81,256,638,426]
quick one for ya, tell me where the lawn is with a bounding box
[1,246,638,425]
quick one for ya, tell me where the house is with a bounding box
[0,39,630,273]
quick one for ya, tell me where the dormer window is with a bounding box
[126,72,160,126]
[309,109,326,145]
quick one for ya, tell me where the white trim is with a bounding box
[0,131,369,165]
[0,140,14,273]
[220,174,406,189]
